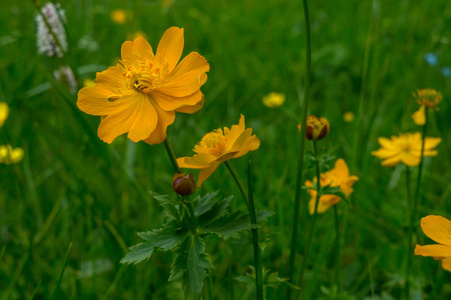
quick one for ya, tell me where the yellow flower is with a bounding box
[0,102,9,127]
[414,88,442,108]
[83,78,95,88]
[177,115,260,187]
[0,145,24,164]
[412,105,426,125]
[415,215,451,272]
[343,111,354,123]
[262,92,285,108]
[305,158,358,214]
[111,9,127,24]
[298,115,330,141]
[77,27,210,144]
[372,133,441,167]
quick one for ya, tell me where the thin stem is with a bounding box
[248,161,264,300]
[164,138,182,174]
[224,161,249,208]
[287,0,312,289]
[224,161,262,300]
[296,141,321,300]
[405,111,428,299]
[404,166,413,298]
[333,205,340,291]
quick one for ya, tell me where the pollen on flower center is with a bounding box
[122,58,168,93]
[194,130,228,156]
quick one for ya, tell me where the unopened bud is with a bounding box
[298,115,330,141]
[172,173,195,196]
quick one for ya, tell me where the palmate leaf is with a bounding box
[200,210,273,238]
[169,235,214,300]
[150,192,181,222]
[120,243,154,265]
[137,224,187,251]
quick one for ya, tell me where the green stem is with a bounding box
[224,161,263,300]
[296,141,321,300]
[287,0,312,289]
[333,205,340,291]
[164,138,182,174]
[405,111,428,299]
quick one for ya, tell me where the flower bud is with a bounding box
[298,115,330,141]
[172,173,195,196]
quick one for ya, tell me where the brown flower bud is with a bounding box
[298,115,330,141]
[172,173,196,196]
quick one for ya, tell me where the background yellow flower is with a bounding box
[77,27,210,144]
[177,115,260,187]
[262,92,285,108]
[0,145,24,164]
[306,158,358,214]
[372,133,441,167]
[415,215,451,272]
[0,102,9,127]
[111,9,127,24]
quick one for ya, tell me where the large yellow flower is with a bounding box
[77,27,210,144]
[177,115,260,187]
[415,215,451,272]
[305,159,358,214]
[372,133,441,167]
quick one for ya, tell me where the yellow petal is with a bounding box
[378,137,396,150]
[401,152,421,167]
[77,87,134,116]
[197,162,220,187]
[176,95,205,114]
[441,257,451,272]
[151,90,203,111]
[380,153,404,167]
[412,106,426,125]
[420,215,451,246]
[0,102,9,127]
[424,137,441,150]
[166,52,210,82]
[143,102,175,145]
[157,72,207,97]
[94,65,127,92]
[234,135,261,158]
[132,36,154,60]
[97,94,157,143]
[415,244,451,257]
[156,27,184,73]
[178,153,217,169]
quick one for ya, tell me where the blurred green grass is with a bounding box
[1,0,451,299]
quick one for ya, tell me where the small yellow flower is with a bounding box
[77,27,210,144]
[0,102,9,127]
[372,133,441,167]
[111,9,127,24]
[412,105,426,125]
[177,115,260,187]
[415,215,451,272]
[262,92,285,108]
[83,78,95,88]
[343,111,354,123]
[0,145,24,164]
[305,159,358,214]
[414,88,442,108]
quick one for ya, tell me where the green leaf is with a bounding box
[137,224,187,251]
[169,235,213,299]
[120,243,154,265]
[150,192,181,222]
[201,210,273,238]
[193,191,219,216]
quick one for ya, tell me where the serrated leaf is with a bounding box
[201,210,273,238]
[150,192,181,221]
[137,224,187,251]
[169,235,213,299]
[120,243,154,265]
[193,191,219,216]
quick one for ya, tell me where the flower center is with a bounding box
[194,130,228,157]
[122,57,168,93]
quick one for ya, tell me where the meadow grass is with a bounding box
[1,0,451,299]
